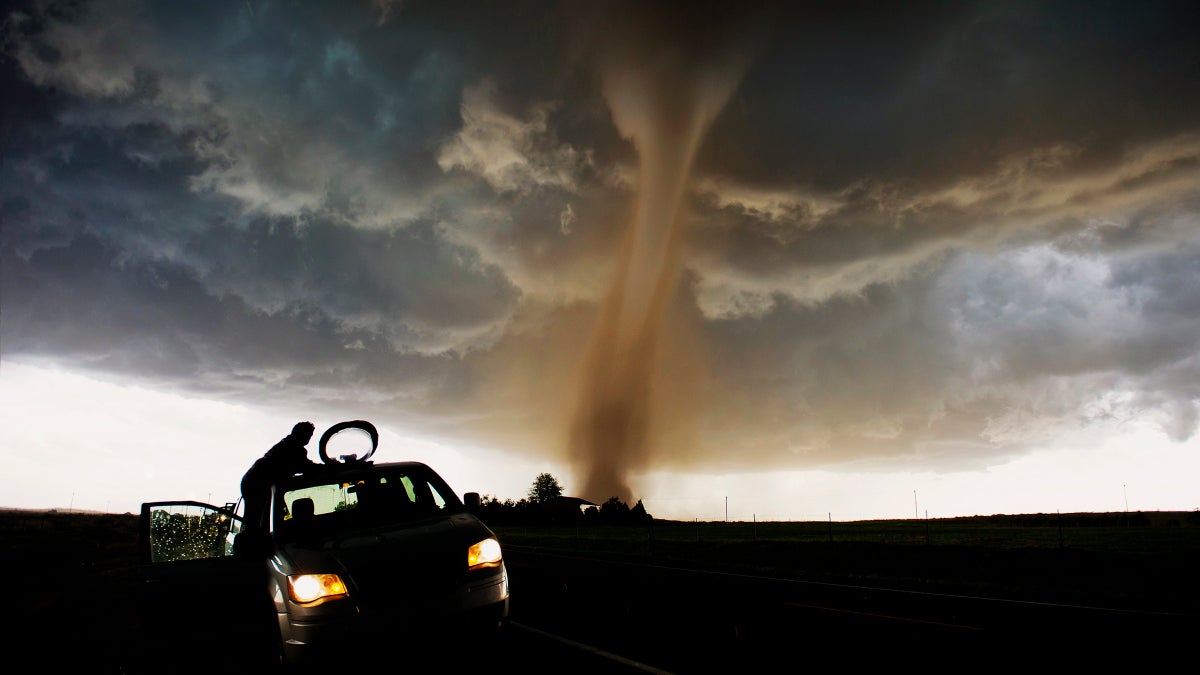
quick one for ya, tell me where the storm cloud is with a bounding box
[3,0,1198,502]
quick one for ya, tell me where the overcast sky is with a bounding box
[3,0,1198,519]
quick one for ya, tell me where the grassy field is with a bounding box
[2,509,141,672]
[501,510,1200,552]
[494,510,1200,612]
[3,507,1197,671]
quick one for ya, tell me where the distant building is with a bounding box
[544,496,598,523]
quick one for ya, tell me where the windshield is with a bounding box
[274,465,459,541]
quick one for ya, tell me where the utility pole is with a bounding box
[725,496,728,523]
[914,490,918,519]
[1123,484,1129,512]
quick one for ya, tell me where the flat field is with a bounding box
[3,508,1198,672]
[2,509,140,672]
[494,510,1200,612]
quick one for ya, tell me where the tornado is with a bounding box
[569,9,750,502]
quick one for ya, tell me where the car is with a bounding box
[134,420,509,672]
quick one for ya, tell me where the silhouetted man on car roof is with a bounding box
[236,421,320,557]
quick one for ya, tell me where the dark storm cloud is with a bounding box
[5,0,515,219]
[705,0,1200,189]
[0,228,493,396]
[676,241,1200,472]
[3,0,1199,484]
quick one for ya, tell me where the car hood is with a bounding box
[273,512,496,601]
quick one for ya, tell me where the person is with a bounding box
[237,421,320,553]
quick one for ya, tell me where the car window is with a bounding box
[426,479,447,510]
[397,474,449,513]
[283,482,360,517]
[146,504,240,563]
[279,469,453,538]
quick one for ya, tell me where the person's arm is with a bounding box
[297,448,324,472]
[277,442,319,475]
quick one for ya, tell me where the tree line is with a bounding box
[473,472,652,526]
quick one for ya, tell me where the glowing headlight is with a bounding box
[467,537,503,570]
[287,573,348,604]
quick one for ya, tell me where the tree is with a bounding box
[527,472,564,504]
[630,499,652,525]
[599,496,630,524]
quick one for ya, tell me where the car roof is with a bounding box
[276,460,437,489]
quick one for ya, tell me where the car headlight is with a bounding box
[467,537,503,570]
[288,573,348,604]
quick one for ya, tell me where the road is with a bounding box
[500,547,1200,672]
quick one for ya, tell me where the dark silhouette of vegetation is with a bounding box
[477,495,531,525]
[580,497,652,526]
[474,474,652,526]
[527,472,564,503]
[955,511,1165,528]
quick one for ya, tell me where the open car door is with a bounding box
[134,501,277,673]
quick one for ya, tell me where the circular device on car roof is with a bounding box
[318,420,379,464]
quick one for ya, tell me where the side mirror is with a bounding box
[464,492,481,512]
